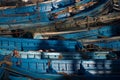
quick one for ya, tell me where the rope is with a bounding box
[0,61,12,67]
[3,67,36,79]
[0,55,12,66]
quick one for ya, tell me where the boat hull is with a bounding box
[59,25,120,40]
[0,0,113,29]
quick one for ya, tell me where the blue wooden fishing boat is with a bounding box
[0,24,119,39]
[0,37,119,59]
[0,54,120,80]
[0,0,119,80]
[0,0,77,14]
[0,37,83,51]
[0,36,119,51]
[55,25,120,40]
[0,49,117,60]
[0,37,119,79]
[0,0,113,28]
